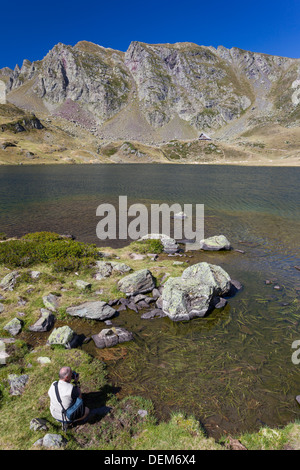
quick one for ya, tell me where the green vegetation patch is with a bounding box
[129,239,164,254]
[0,231,99,272]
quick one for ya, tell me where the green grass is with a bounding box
[1,232,300,450]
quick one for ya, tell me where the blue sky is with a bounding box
[1,0,300,69]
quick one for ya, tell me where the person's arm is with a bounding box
[71,385,81,400]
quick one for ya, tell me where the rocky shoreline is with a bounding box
[0,233,241,354]
[0,231,299,450]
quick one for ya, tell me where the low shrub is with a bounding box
[21,231,63,242]
[0,232,99,271]
[129,239,164,254]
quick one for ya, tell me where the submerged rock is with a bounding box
[118,269,155,295]
[66,300,116,320]
[199,235,231,251]
[92,327,133,349]
[141,308,166,319]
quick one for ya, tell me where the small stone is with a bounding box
[42,433,67,449]
[152,288,161,299]
[17,297,27,306]
[76,280,92,290]
[37,357,51,364]
[0,271,19,291]
[30,418,48,431]
[4,318,22,336]
[141,308,166,319]
[0,340,9,364]
[8,374,29,395]
[213,297,228,309]
[129,253,146,260]
[30,270,41,279]
[43,294,59,312]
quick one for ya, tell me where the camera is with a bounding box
[71,371,79,382]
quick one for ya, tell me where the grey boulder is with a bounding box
[118,269,155,295]
[47,325,75,347]
[162,278,214,321]
[0,271,19,291]
[162,262,233,321]
[4,317,23,335]
[8,374,29,395]
[29,309,55,332]
[94,260,132,280]
[92,327,133,348]
[199,235,231,251]
[43,293,59,312]
[66,300,116,320]
[181,262,232,296]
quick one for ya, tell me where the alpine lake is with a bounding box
[0,163,299,439]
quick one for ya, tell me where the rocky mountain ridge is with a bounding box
[1,40,300,143]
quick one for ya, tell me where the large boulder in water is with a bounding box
[162,278,213,321]
[199,235,231,251]
[118,269,155,295]
[162,262,233,321]
[181,262,231,296]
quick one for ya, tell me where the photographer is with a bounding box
[48,366,89,428]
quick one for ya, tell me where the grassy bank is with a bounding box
[1,232,300,450]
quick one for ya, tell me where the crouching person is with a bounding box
[48,366,90,430]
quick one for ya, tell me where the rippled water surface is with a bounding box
[0,164,299,437]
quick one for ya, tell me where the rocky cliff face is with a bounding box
[1,40,300,141]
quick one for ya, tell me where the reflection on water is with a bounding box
[0,164,300,437]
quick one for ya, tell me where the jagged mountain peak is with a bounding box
[1,40,300,142]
